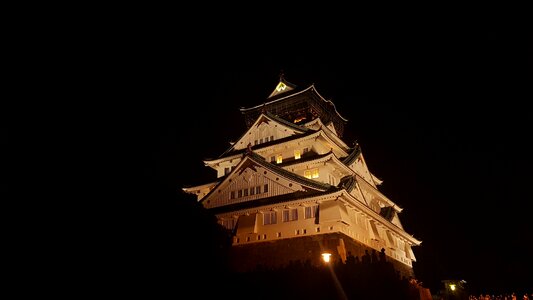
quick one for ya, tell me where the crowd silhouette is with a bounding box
[231,247,428,300]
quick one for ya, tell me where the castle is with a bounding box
[183,75,421,277]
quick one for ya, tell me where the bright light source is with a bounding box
[449,284,456,291]
[276,82,287,92]
[321,252,332,263]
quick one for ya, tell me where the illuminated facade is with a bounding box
[183,75,421,276]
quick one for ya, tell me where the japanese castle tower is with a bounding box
[183,75,421,276]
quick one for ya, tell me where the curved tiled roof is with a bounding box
[216,112,312,158]
[342,143,362,166]
[214,129,317,160]
[277,151,333,167]
[247,152,333,191]
[240,84,348,122]
[199,151,335,206]
[208,189,338,214]
[339,175,357,193]
[263,111,311,133]
[379,206,396,221]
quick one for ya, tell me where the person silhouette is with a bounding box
[346,251,356,266]
[362,250,371,264]
[371,249,378,263]
[379,248,386,262]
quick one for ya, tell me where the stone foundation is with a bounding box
[229,232,414,278]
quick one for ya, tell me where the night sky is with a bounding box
[87,5,531,297]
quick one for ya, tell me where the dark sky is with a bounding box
[91,5,532,296]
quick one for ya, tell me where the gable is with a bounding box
[347,153,376,188]
[341,177,370,206]
[267,79,296,98]
[231,114,307,151]
[304,118,343,141]
[201,156,328,209]
[326,121,338,136]
[390,213,404,229]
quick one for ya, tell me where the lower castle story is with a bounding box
[228,232,415,279]
[217,196,418,275]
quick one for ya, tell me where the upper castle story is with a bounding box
[239,74,348,138]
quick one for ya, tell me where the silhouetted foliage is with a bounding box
[103,180,233,297]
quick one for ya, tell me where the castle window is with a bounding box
[224,167,231,175]
[271,156,276,162]
[303,147,309,154]
[270,135,274,141]
[260,138,263,144]
[256,186,261,194]
[264,184,268,193]
[244,189,248,197]
[283,208,298,222]
[221,218,236,230]
[230,191,235,199]
[246,237,250,242]
[276,155,283,164]
[254,140,258,145]
[304,168,320,179]
[238,190,242,198]
[316,227,320,233]
[294,116,306,123]
[291,208,298,220]
[250,187,255,195]
[294,149,301,160]
[277,232,282,238]
[305,205,318,219]
[283,210,289,222]
[263,211,277,225]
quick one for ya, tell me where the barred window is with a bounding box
[305,205,318,219]
[221,218,236,230]
[263,211,277,225]
[283,208,298,222]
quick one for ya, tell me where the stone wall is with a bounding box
[229,232,414,278]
